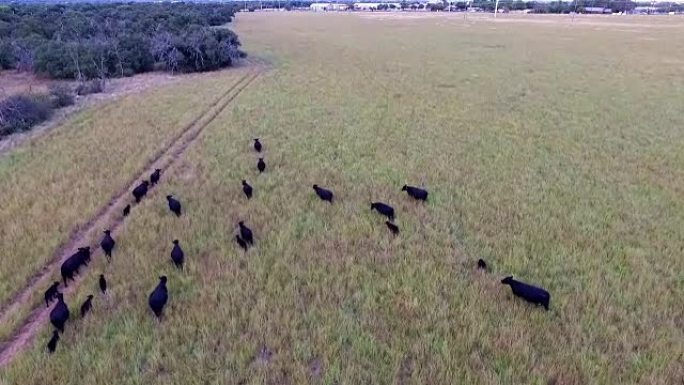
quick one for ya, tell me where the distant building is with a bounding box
[583,7,611,14]
[310,3,349,11]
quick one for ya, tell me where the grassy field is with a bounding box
[0,68,253,339]
[1,13,683,384]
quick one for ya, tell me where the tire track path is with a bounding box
[0,66,263,367]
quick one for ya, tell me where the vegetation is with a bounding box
[0,3,244,80]
[2,13,684,385]
[0,94,52,136]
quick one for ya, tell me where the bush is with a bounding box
[0,94,53,137]
[48,84,75,108]
[75,80,104,96]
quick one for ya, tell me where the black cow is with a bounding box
[167,195,182,217]
[60,247,90,287]
[100,230,115,262]
[371,202,395,221]
[132,181,150,203]
[312,184,333,203]
[242,180,253,199]
[149,276,168,319]
[170,240,184,269]
[49,293,70,333]
[401,185,428,201]
[501,276,550,311]
[238,221,253,245]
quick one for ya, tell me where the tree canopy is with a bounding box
[0,3,245,79]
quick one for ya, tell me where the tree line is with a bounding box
[0,3,245,80]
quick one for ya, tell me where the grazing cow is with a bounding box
[170,240,184,269]
[99,274,107,294]
[257,158,266,173]
[149,276,168,319]
[167,195,182,217]
[254,138,262,153]
[49,293,69,333]
[242,180,253,199]
[371,202,395,221]
[80,295,93,318]
[47,330,59,354]
[238,221,253,245]
[122,204,131,217]
[501,276,550,311]
[60,247,91,287]
[236,235,248,252]
[100,230,115,262]
[477,259,487,270]
[150,168,162,186]
[312,184,333,203]
[401,185,428,201]
[44,281,60,308]
[132,181,150,203]
[385,221,399,235]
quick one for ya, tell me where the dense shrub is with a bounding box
[0,94,52,137]
[0,3,244,80]
[75,80,104,96]
[48,84,75,108]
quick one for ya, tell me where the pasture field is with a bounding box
[1,13,684,385]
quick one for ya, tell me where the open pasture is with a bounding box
[1,12,683,385]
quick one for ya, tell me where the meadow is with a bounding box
[1,12,683,385]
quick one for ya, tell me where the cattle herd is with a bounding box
[41,137,551,355]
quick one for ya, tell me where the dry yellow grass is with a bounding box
[1,13,683,385]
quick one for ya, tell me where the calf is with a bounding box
[44,281,60,308]
[385,221,399,235]
[150,168,162,185]
[47,330,60,354]
[99,274,107,294]
[80,295,94,318]
[501,276,550,310]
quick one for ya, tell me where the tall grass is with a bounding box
[2,13,683,385]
